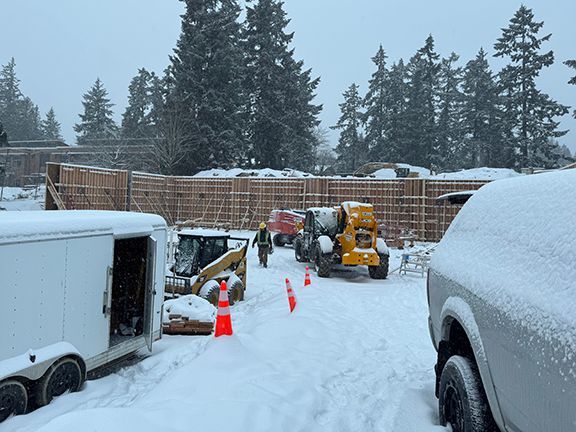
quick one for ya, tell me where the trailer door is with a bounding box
[144,236,157,351]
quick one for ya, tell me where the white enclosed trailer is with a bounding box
[0,211,167,422]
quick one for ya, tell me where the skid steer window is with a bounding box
[200,238,227,268]
[175,236,201,277]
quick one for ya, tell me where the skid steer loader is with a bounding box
[165,229,248,306]
[293,202,389,279]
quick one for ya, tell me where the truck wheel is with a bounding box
[314,245,332,278]
[35,357,83,407]
[273,234,286,247]
[368,253,389,279]
[0,380,27,422]
[199,279,221,307]
[439,356,497,432]
[294,236,307,263]
[227,279,245,305]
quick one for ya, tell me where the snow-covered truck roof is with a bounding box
[0,210,166,245]
[431,169,576,339]
[178,228,231,238]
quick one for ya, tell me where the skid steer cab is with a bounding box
[165,229,248,306]
[293,202,389,279]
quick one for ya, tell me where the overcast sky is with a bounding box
[2,0,575,153]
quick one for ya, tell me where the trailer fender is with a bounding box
[376,238,389,256]
[317,235,333,254]
[0,342,84,383]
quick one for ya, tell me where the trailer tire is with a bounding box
[294,236,307,263]
[273,234,286,247]
[35,357,83,407]
[313,244,332,278]
[369,253,389,279]
[227,279,244,305]
[199,279,221,307]
[0,380,28,423]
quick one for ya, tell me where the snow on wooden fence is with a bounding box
[45,163,488,242]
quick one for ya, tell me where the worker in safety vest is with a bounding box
[252,222,273,268]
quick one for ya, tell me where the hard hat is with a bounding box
[259,222,266,229]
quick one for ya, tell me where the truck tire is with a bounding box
[227,279,245,305]
[35,357,83,407]
[368,253,389,279]
[439,355,497,432]
[294,236,307,263]
[313,244,332,278]
[0,380,27,422]
[199,279,221,307]
[273,234,286,247]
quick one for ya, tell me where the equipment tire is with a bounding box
[0,380,27,422]
[294,236,307,263]
[35,357,83,407]
[313,244,332,278]
[227,279,244,305]
[273,234,286,247]
[368,253,389,279]
[439,355,497,432]
[199,279,221,307]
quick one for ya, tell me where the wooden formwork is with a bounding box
[45,163,490,242]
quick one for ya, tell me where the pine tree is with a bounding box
[74,78,118,145]
[565,59,576,118]
[332,83,366,172]
[122,68,154,142]
[461,49,507,168]
[404,35,440,167]
[494,5,569,168]
[385,60,410,163]
[41,108,62,141]
[170,0,247,172]
[244,0,321,170]
[436,52,464,169]
[363,45,392,161]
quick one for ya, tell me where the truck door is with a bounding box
[144,236,157,352]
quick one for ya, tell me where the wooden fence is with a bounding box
[45,163,488,242]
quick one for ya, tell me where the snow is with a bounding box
[432,170,576,347]
[178,228,231,238]
[372,163,431,179]
[430,167,521,181]
[193,168,313,178]
[0,233,446,432]
[0,186,45,211]
[317,235,333,254]
[0,211,166,244]
[162,295,216,323]
[435,190,477,201]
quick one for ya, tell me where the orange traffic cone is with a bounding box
[285,278,297,313]
[214,280,233,337]
[304,266,311,287]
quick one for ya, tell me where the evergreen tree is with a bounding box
[494,5,568,167]
[170,0,247,172]
[244,0,321,170]
[41,107,62,141]
[461,49,507,168]
[385,60,410,163]
[0,122,7,147]
[74,78,118,145]
[332,83,366,172]
[436,52,464,169]
[404,35,440,167]
[564,59,576,118]
[122,68,154,142]
[363,45,392,161]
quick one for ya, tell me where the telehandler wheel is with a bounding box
[273,234,286,247]
[0,380,28,422]
[199,279,222,307]
[294,236,307,263]
[313,245,332,278]
[35,357,83,407]
[369,253,389,279]
[227,279,245,305]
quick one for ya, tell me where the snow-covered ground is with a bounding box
[0,236,445,432]
[0,186,45,211]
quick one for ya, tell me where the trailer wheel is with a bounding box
[294,236,307,263]
[0,380,28,422]
[199,279,222,307]
[313,245,332,278]
[35,357,83,407]
[368,253,389,279]
[273,234,286,247]
[227,279,245,305]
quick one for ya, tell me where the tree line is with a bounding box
[333,5,575,172]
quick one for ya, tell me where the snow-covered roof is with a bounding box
[430,167,521,181]
[0,210,166,244]
[431,169,576,344]
[178,228,230,238]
